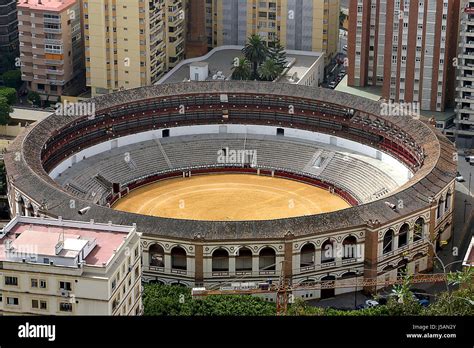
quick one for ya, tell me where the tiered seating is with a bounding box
[319,154,398,202]
[56,134,400,204]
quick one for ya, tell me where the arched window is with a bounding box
[340,272,357,279]
[259,247,276,271]
[171,246,187,270]
[300,244,315,268]
[342,236,357,259]
[212,248,229,272]
[398,224,409,248]
[18,197,26,216]
[321,240,335,263]
[445,192,452,212]
[149,244,165,267]
[437,199,443,219]
[383,229,394,254]
[414,218,424,242]
[236,247,253,272]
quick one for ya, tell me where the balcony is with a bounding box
[170,268,187,275]
[235,270,252,276]
[146,265,164,272]
[45,59,63,65]
[341,257,358,265]
[211,271,229,277]
[47,69,64,75]
[44,38,63,45]
[47,79,65,86]
[44,17,61,24]
[44,27,62,34]
[321,261,336,268]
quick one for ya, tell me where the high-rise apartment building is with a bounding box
[202,0,339,60]
[0,0,19,56]
[84,0,185,97]
[455,1,474,147]
[17,0,84,101]
[348,0,460,112]
[186,0,208,58]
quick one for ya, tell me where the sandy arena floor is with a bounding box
[112,174,350,221]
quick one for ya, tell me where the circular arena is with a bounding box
[5,82,457,299]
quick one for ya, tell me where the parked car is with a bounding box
[365,299,379,308]
[343,44,348,51]
[455,172,465,182]
[328,81,337,89]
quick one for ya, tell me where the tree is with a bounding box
[2,70,22,89]
[391,273,413,304]
[231,57,252,80]
[142,283,275,316]
[258,59,281,81]
[27,91,41,106]
[0,87,17,105]
[0,97,12,125]
[268,40,287,74]
[242,34,268,79]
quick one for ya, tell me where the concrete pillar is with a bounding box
[427,203,438,271]
[284,239,293,281]
[363,222,380,295]
[229,255,236,276]
[142,250,149,267]
[315,249,322,265]
[164,254,172,273]
[252,255,259,276]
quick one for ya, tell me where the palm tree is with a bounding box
[242,34,268,79]
[258,59,280,81]
[231,57,252,80]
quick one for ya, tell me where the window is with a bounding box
[31,279,38,288]
[59,281,72,291]
[59,303,72,312]
[7,297,19,305]
[5,276,18,286]
[40,280,47,288]
[32,299,39,309]
[40,300,47,310]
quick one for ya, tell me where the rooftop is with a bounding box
[0,216,135,267]
[335,76,383,101]
[17,0,76,11]
[157,45,323,85]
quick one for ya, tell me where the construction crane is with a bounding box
[192,273,447,315]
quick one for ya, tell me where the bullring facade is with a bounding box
[4,82,456,299]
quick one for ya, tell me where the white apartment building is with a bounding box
[0,216,142,315]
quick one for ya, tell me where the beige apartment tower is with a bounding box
[204,0,339,60]
[17,0,85,101]
[84,0,185,96]
[0,216,142,316]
